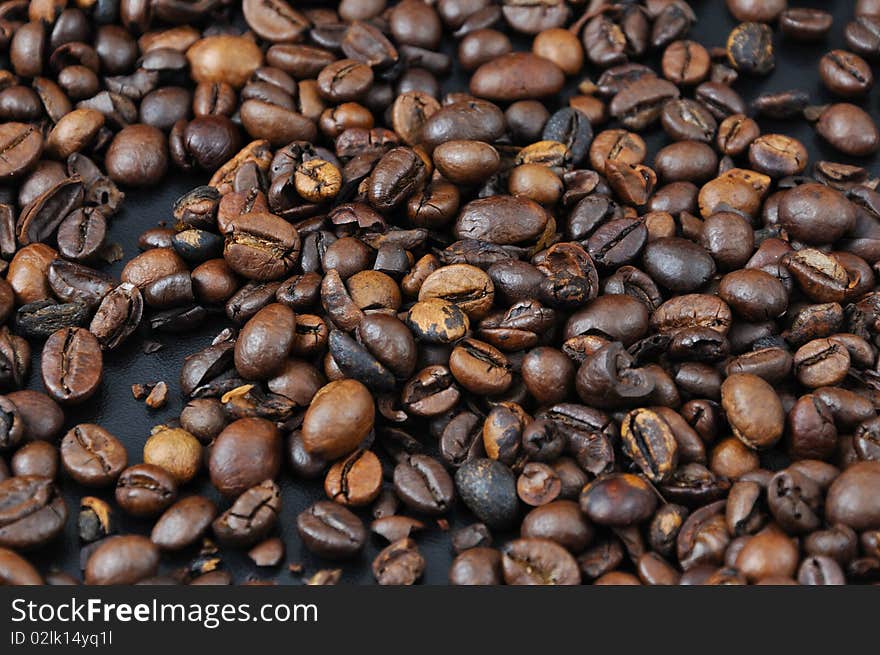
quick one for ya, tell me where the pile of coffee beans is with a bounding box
[2,0,880,586]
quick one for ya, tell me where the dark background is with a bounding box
[18,0,879,584]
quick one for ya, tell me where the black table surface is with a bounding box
[19,0,879,584]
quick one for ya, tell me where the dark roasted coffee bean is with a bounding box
[610,77,680,131]
[60,424,126,487]
[40,327,102,404]
[115,463,177,518]
[820,50,873,97]
[642,237,715,293]
[580,473,657,527]
[501,538,580,585]
[620,409,678,483]
[373,537,424,585]
[449,547,502,585]
[727,22,774,75]
[0,476,67,550]
[212,480,281,547]
[814,103,880,157]
[209,418,281,498]
[297,500,366,559]
[456,458,518,530]
[394,454,454,515]
[84,536,159,585]
[780,9,832,41]
[151,495,217,551]
[0,547,42,584]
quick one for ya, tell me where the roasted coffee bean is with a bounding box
[727,22,774,75]
[470,53,564,101]
[456,458,518,530]
[60,424,126,487]
[580,473,657,527]
[662,99,717,143]
[115,464,177,518]
[642,237,716,293]
[150,496,217,551]
[373,537,425,585]
[826,462,880,530]
[449,547,502,585]
[751,90,809,120]
[780,9,832,41]
[610,77,680,131]
[302,380,374,460]
[820,50,873,97]
[6,391,62,443]
[721,373,784,450]
[814,103,880,157]
[0,123,43,181]
[40,327,102,405]
[297,500,366,559]
[433,140,499,185]
[394,454,454,515]
[845,16,880,58]
[84,536,159,585]
[501,538,580,585]
[209,418,281,498]
[662,40,710,85]
[223,212,300,281]
[517,463,562,507]
[768,469,822,534]
[324,449,382,508]
[620,409,679,483]
[212,480,281,547]
[89,283,143,350]
[0,476,67,549]
[105,124,168,187]
[0,547,43,585]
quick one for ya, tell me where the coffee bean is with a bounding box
[642,237,716,293]
[150,495,217,551]
[223,212,300,282]
[470,53,564,101]
[115,463,177,518]
[826,462,880,530]
[6,390,63,442]
[610,77,680,130]
[0,476,67,549]
[212,479,281,547]
[727,22,774,75]
[780,9,833,41]
[432,140,500,185]
[580,473,657,527]
[456,458,518,530]
[84,535,159,585]
[60,424,127,487]
[297,500,367,559]
[620,408,679,483]
[105,124,168,187]
[820,50,873,97]
[394,454,454,514]
[325,449,383,507]
[0,547,43,585]
[40,327,103,405]
[449,547,502,585]
[768,469,822,534]
[501,537,580,585]
[814,103,880,156]
[373,537,425,585]
[662,40,710,85]
[209,418,281,497]
[0,123,43,180]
